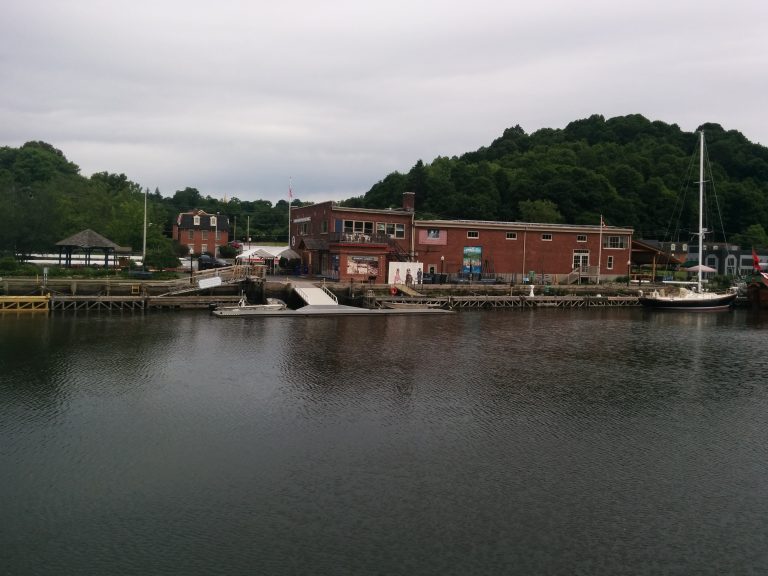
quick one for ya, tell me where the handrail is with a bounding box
[320,284,338,303]
[294,286,310,304]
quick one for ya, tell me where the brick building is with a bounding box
[414,219,633,284]
[290,192,633,284]
[289,193,415,282]
[172,209,230,256]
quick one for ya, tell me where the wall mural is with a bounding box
[388,262,424,286]
[346,255,379,277]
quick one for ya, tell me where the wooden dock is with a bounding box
[0,295,50,312]
[376,294,641,309]
[48,294,243,311]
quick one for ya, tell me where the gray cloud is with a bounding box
[2,0,767,204]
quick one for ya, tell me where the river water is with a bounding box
[1,308,767,575]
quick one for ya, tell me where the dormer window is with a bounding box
[210,216,217,227]
[193,215,200,226]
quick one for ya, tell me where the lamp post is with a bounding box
[627,259,632,287]
[213,216,218,257]
[440,255,445,283]
[189,247,194,283]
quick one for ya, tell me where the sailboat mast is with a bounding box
[698,131,704,293]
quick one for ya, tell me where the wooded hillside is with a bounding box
[3,114,768,260]
[345,114,768,247]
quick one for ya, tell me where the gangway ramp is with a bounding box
[294,285,339,306]
[396,284,423,296]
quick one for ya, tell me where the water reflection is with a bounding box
[2,308,768,575]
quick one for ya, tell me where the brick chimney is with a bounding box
[402,191,415,212]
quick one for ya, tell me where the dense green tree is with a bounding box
[5,114,768,260]
[731,224,768,250]
[518,199,564,223]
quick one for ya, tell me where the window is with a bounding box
[202,230,209,240]
[670,243,676,251]
[604,235,627,249]
[427,229,440,239]
[187,230,194,241]
[201,243,208,254]
[210,216,217,227]
[384,223,405,238]
[506,232,517,240]
[577,234,587,242]
[467,230,479,239]
[298,222,309,235]
[321,220,328,234]
[682,243,688,251]
[344,220,373,236]
[542,233,553,241]
[193,215,200,226]
[607,256,614,270]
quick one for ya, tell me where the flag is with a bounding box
[600,215,605,227]
[753,247,761,271]
[288,186,293,200]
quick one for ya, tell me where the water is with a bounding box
[2,309,768,575]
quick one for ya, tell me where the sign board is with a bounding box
[198,276,222,290]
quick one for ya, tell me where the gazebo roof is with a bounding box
[56,229,120,250]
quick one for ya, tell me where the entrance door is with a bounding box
[572,250,589,270]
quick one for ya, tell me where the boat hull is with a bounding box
[638,292,736,310]
[212,298,287,316]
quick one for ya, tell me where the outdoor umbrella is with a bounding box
[685,264,717,273]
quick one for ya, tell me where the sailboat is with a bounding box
[638,131,737,310]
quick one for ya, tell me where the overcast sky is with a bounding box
[3,0,767,205]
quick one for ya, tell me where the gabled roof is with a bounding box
[299,238,328,251]
[56,229,119,249]
[176,209,230,231]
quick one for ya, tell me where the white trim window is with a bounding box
[542,233,553,241]
[506,232,517,240]
[607,256,614,270]
[210,216,217,227]
[193,215,200,226]
[604,235,627,249]
[467,230,479,239]
[577,234,587,243]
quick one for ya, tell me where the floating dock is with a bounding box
[212,304,454,317]
[0,295,50,312]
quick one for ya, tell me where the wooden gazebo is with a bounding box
[56,229,120,268]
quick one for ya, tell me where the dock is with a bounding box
[373,294,641,309]
[0,295,51,312]
[1,273,650,314]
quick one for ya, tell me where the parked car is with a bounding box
[198,255,230,270]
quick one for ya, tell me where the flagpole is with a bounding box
[288,177,292,248]
[142,187,148,270]
[597,215,603,285]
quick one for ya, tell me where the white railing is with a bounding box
[320,284,338,303]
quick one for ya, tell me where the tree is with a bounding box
[731,224,768,251]
[518,199,564,223]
